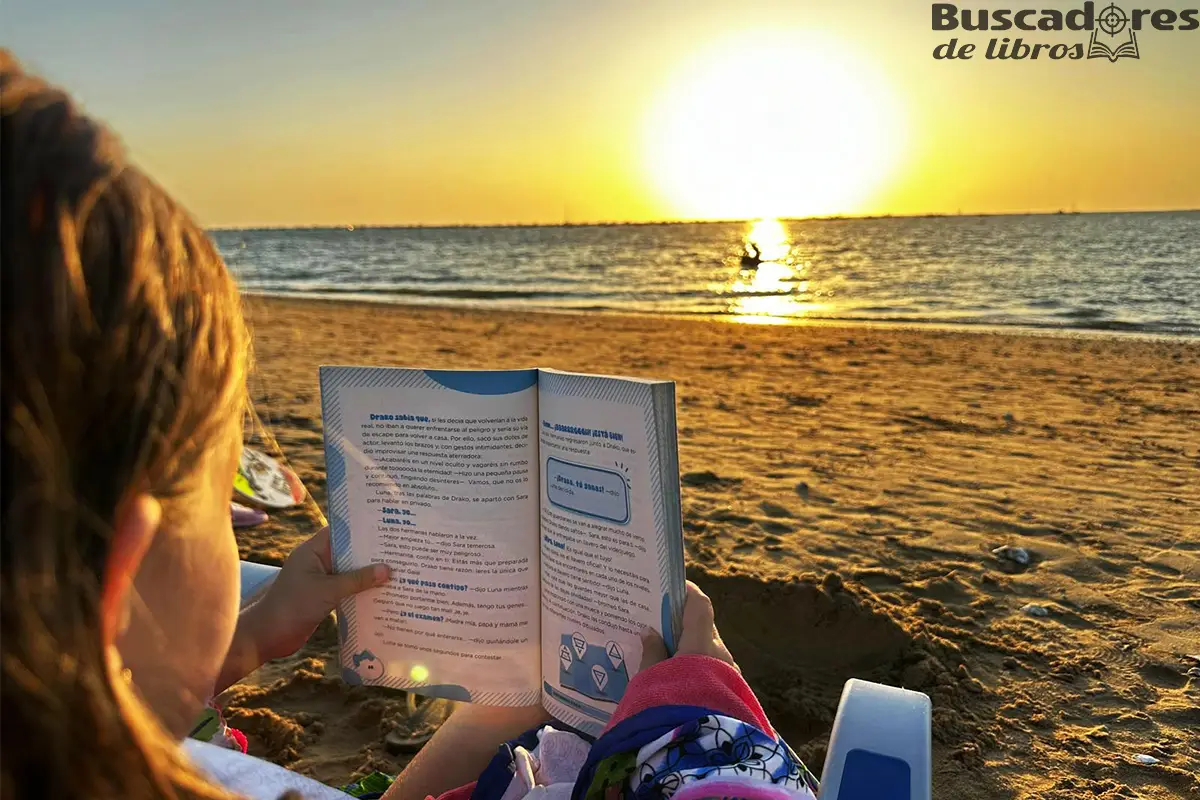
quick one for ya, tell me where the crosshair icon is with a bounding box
[1098,4,1128,35]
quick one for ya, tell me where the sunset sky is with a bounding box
[8,0,1199,226]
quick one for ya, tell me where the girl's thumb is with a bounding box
[639,626,668,671]
[334,563,391,599]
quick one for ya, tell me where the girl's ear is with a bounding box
[102,494,162,651]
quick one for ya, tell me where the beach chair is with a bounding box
[239,559,282,606]
[185,738,348,799]
[818,678,932,800]
[232,562,932,799]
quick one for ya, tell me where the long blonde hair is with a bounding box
[1,51,250,798]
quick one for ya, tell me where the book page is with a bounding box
[535,370,686,735]
[320,367,541,705]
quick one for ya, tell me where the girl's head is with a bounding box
[2,51,249,796]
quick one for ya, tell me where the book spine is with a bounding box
[317,367,361,685]
[652,382,687,654]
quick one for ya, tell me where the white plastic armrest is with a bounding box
[239,561,281,607]
[817,678,932,800]
[184,739,348,799]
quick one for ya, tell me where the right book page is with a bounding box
[535,368,686,735]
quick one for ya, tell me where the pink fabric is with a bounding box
[603,655,775,738]
[431,782,475,800]
[671,778,802,800]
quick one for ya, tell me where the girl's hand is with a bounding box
[639,581,738,672]
[252,526,390,661]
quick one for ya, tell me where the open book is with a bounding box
[320,367,685,734]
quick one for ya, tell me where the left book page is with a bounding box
[320,367,541,705]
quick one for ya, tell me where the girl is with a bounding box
[0,53,818,800]
[1,49,389,798]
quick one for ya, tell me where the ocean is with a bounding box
[214,211,1200,337]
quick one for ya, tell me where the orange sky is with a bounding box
[9,0,1199,226]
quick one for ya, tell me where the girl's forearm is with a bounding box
[212,602,274,695]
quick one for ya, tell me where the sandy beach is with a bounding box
[221,297,1200,800]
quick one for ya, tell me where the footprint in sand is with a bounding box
[684,564,978,750]
[795,482,836,505]
[681,470,742,489]
[759,500,795,518]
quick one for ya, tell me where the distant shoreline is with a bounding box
[211,207,1199,233]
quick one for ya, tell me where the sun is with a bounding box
[643,30,906,220]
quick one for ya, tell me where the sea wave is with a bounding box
[241,289,1200,337]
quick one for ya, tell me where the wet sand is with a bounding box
[221,297,1200,799]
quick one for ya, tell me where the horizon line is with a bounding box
[208,207,1199,232]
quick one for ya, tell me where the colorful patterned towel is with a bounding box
[627,713,818,800]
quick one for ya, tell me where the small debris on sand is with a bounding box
[992,545,1031,565]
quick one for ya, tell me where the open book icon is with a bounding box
[1088,27,1139,61]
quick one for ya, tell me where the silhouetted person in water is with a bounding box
[741,242,762,269]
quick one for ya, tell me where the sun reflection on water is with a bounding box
[726,219,827,323]
[746,218,791,262]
